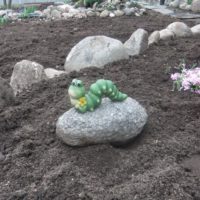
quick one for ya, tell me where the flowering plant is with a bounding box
[171,66,200,94]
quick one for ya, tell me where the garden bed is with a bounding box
[0,11,200,199]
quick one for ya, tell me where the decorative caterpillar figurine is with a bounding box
[68,79,128,113]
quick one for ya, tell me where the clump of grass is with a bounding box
[20,6,37,18]
[0,17,8,26]
[128,1,141,8]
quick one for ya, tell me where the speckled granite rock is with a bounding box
[56,97,148,146]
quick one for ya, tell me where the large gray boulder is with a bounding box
[64,36,129,73]
[167,22,192,37]
[0,77,15,110]
[56,97,148,146]
[191,0,200,12]
[124,29,148,56]
[10,60,47,95]
[191,24,200,36]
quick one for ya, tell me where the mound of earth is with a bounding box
[0,11,200,200]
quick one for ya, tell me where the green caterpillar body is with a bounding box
[68,79,127,113]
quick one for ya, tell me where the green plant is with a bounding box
[106,3,116,11]
[20,6,37,19]
[187,0,193,5]
[128,1,141,8]
[0,17,8,26]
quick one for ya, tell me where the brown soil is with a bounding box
[0,11,200,200]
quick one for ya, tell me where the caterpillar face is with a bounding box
[68,79,86,99]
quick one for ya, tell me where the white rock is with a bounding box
[69,8,80,15]
[96,11,100,16]
[57,4,72,13]
[0,10,7,17]
[43,8,51,18]
[64,36,129,73]
[8,12,20,20]
[191,0,200,12]
[179,2,187,9]
[124,29,148,56]
[159,29,175,40]
[114,10,124,16]
[56,97,148,146]
[148,31,160,45]
[44,68,66,79]
[169,0,182,8]
[167,22,192,37]
[51,9,62,19]
[139,8,147,15]
[62,12,74,19]
[87,10,96,17]
[100,10,110,17]
[109,12,115,17]
[191,24,200,36]
[123,8,134,16]
[135,12,141,17]
[75,12,87,18]
[10,60,47,95]
[185,4,192,10]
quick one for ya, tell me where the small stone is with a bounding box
[124,28,148,56]
[191,24,200,36]
[167,22,192,37]
[169,0,182,8]
[159,29,175,40]
[148,31,160,46]
[109,12,115,17]
[44,68,66,79]
[51,9,62,19]
[135,12,141,17]
[57,4,72,13]
[62,12,73,19]
[139,8,147,15]
[10,60,47,95]
[100,10,110,18]
[191,0,200,12]
[43,8,51,18]
[123,8,134,16]
[56,98,148,146]
[0,10,7,17]
[87,10,96,17]
[75,12,87,19]
[185,5,192,10]
[114,10,124,17]
[95,11,100,16]
[179,2,187,9]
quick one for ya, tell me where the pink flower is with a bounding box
[171,73,181,81]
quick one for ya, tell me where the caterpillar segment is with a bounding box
[68,79,128,113]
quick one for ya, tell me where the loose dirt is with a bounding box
[0,11,200,200]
